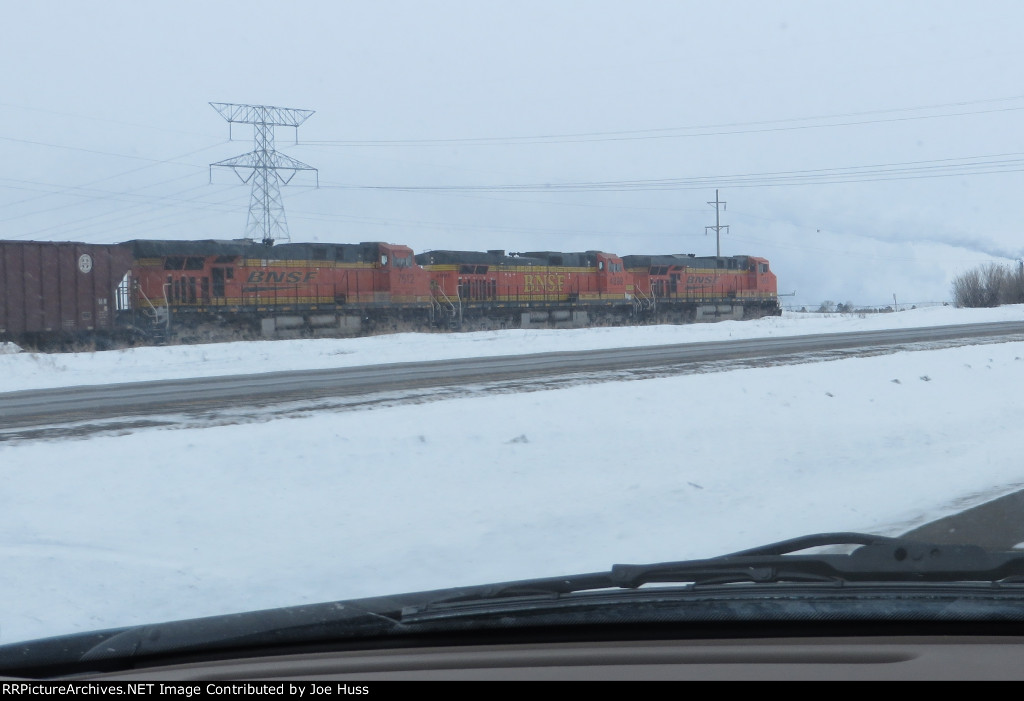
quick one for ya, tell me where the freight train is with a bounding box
[0,238,779,347]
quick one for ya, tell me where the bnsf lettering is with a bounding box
[246,271,317,283]
[522,274,566,294]
[686,275,718,285]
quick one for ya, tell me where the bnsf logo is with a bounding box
[246,271,318,283]
[686,275,718,285]
[523,274,566,293]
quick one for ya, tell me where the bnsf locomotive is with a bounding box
[0,238,779,347]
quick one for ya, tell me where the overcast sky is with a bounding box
[2,0,1023,308]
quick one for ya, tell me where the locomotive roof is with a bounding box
[621,253,752,268]
[126,239,391,263]
[521,251,605,267]
[415,250,550,267]
[416,250,614,268]
[127,239,264,257]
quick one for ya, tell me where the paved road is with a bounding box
[3,320,1023,429]
[902,490,1024,549]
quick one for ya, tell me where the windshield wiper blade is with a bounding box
[609,532,1024,588]
[438,533,1024,603]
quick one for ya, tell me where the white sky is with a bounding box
[2,308,1024,644]
[2,1,1023,307]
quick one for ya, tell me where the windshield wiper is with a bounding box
[432,532,1024,603]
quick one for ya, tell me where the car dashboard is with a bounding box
[47,634,1024,681]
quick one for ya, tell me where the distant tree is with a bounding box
[817,300,834,313]
[1005,262,1024,304]
[952,268,986,307]
[983,263,1005,306]
[952,262,1024,307]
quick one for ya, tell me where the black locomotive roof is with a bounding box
[126,240,388,263]
[416,250,618,268]
[622,254,751,269]
[521,251,603,267]
[127,239,261,257]
[415,250,550,267]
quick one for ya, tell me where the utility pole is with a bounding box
[209,102,318,246]
[705,189,728,257]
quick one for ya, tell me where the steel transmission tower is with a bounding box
[209,102,318,246]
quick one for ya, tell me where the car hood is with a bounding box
[7,532,1024,678]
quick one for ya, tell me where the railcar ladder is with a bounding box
[430,283,462,329]
[135,282,171,341]
[632,287,655,316]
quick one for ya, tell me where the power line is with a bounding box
[11,183,241,240]
[0,141,228,211]
[0,133,221,166]
[7,149,1022,241]
[0,172,203,224]
[311,152,1024,193]
[300,95,1024,146]
[0,101,216,139]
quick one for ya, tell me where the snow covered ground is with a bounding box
[0,305,1021,392]
[2,306,1024,645]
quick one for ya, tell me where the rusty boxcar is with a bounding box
[0,240,134,346]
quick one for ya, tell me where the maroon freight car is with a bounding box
[0,241,134,345]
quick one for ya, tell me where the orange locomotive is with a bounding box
[624,253,780,323]
[415,249,779,329]
[127,239,432,339]
[126,241,779,338]
[414,249,633,329]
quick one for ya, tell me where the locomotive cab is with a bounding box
[746,256,778,301]
[595,253,628,297]
[375,243,430,305]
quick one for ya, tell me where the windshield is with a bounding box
[2,0,1024,658]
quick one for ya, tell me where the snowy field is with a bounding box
[2,306,1024,645]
